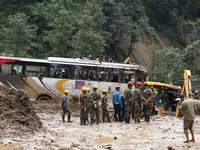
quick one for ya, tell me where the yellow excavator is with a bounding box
[175,69,199,117]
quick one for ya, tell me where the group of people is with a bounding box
[112,82,154,123]
[60,81,154,125]
[76,54,115,63]
[60,82,198,143]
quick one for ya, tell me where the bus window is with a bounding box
[13,64,23,75]
[26,65,48,77]
[74,65,96,80]
[1,63,12,74]
[110,68,120,82]
[97,68,109,81]
[50,65,70,78]
[123,70,135,83]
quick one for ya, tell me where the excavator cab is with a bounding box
[144,82,182,115]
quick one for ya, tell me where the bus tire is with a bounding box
[37,95,52,101]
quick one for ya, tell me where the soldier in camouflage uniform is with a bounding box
[79,87,88,125]
[124,81,134,123]
[133,82,143,123]
[91,85,101,124]
[86,88,95,124]
[142,82,153,123]
[101,90,111,123]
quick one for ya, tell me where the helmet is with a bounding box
[148,82,154,86]
[194,90,198,94]
[87,88,91,92]
[136,82,142,86]
[153,88,156,91]
[82,87,87,92]
[93,85,98,89]
[128,81,133,86]
[102,90,108,93]
[64,90,69,94]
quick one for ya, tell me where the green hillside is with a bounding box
[1,0,200,87]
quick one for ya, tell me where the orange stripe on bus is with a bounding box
[22,77,40,94]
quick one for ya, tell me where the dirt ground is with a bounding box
[1,98,200,150]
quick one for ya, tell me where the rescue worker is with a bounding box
[133,82,143,123]
[60,90,71,123]
[101,90,111,123]
[91,85,101,124]
[124,81,133,123]
[113,87,123,122]
[86,88,94,124]
[142,82,153,122]
[194,90,199,100]
[79,87,88,125]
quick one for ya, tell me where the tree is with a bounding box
[44,10,76,57]
[182,21,194,43]
[72,11,106,56]
[190,18,200,42]
[4,13,37,57]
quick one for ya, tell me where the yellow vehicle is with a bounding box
[144,82,182,115]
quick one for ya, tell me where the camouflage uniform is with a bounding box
[101,95,111,122]
[142,88,153,122]
[80,93,87,125]
[86,93,95,124]
[124,88,133,123]
[133,88,142,123]
[91,91,101,124]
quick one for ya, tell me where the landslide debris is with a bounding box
[0,85,43,140]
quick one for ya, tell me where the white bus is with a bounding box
[0,56,149,104]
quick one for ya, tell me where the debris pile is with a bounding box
[0,85,42,140]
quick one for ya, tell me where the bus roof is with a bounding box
[144,82,182,90]
[0,56,148,73]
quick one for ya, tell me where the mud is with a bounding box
[0,85,55,141]
[1,95,200,150]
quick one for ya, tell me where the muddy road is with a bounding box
[1,99,200,150]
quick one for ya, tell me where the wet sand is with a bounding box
[1,112,200,150]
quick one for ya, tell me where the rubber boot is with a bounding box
[68,115,70,122]
[62,116,65,123]
[147,116,150,123]
[137,115,141,123]
[115,118,118,122]
[134,115,137,123]
[96,118,99,124]
[128,116,130,123]
[145,116,147,122]
[102,118,105,123]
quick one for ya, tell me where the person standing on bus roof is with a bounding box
[91,85,101,124]
[113,87,123,122]
[141,82,153,122]
[133,82,143,123]
[60,90,71,123]
[79,87,88,125]
[101,90,111,123]
[124,81,133,123]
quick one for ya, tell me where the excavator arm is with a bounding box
[176,69,192,117]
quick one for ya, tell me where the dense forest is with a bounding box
[1,0,200,86]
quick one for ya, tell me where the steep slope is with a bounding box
[117,31,173,66]
[73,0,173,67]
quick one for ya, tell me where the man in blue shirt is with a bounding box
[113,87,123,122]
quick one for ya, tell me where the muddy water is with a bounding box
[0,143,21,150]
[5,112,200,150]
